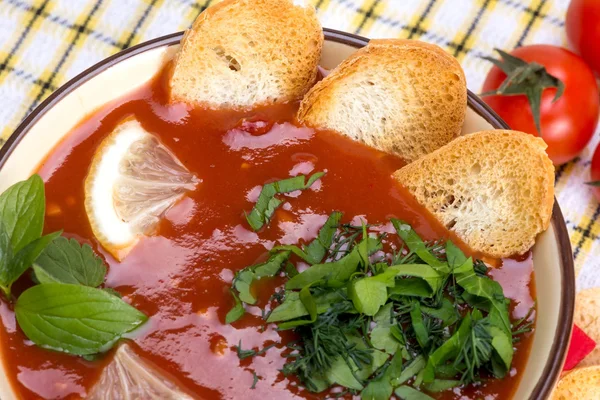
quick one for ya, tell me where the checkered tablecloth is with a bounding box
[0,0,598,289]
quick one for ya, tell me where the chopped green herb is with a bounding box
[273,211,342,264]
[251,371,260,389]
[394,385,435,400]
[267,289,348,323]
[421,298,460,327]
[370,303,402,355]
[234,340,277,360]
[349,275,389,316]
[225,290,245,324]
[226,250,291,323]
[391,219,448,273]
[392,355,426,387]
[277,283,319,330]
[286,236,382,289]
[423,379,460,392]
[245,172,325,231]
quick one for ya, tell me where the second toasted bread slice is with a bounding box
[393,130,555,258]
[169,0,323,108]
[297,39,467,163]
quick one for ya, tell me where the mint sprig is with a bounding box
[0,175,148,357]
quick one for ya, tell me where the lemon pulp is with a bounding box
[87,343,194,400]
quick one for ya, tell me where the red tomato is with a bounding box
[482,45,599,165]
[590,143,600,201]
[567,0,600,76]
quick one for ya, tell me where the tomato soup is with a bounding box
[0,71,535,399]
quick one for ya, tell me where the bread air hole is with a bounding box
[471,163,481,174]
[212,47,241,72]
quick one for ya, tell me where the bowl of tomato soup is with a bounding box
[0,29,574,399]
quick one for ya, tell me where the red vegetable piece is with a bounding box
[563,324,596,371]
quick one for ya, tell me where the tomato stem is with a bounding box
[480,49,565,136]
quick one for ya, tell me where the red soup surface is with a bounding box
[0,71,535,400]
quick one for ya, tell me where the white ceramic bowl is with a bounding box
[0,29,574,400]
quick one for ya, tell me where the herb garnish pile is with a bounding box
[227,174,534,399]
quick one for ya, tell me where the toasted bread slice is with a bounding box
[169,0,323,108]
[393,130,555,258]
[550,366,600,399]
[296,39,467,163]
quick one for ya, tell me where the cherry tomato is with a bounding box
[482,45,599,165]
[589,143,600,202]
[567,0,600,76]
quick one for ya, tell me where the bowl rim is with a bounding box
[0,28,574,400]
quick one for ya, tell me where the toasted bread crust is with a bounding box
[297,39,467,163]
[394,130,555,258]
[169,0,323,108]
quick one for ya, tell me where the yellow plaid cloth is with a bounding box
[0,0,597,288]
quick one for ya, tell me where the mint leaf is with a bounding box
[32,237,106,287]
[4,232,61,292]
[0,223,14,290]
[102,287,122,298]
[15,283,147,356]
[246,172,325,231]
[0,175,45,253]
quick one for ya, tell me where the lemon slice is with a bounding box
[87,343,194,400]
[85,118,198,260]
